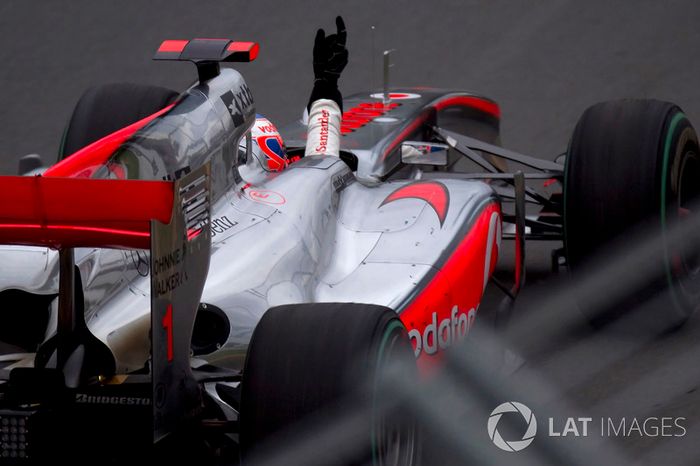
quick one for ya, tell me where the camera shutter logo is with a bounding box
[487,401,537,452]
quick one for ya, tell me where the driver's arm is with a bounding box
[305,99,341,157]
[304,16,347,158]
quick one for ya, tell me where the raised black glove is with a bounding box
[308,16,348,112]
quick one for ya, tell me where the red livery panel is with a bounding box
[400,203,501,369]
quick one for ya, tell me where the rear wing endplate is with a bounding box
[150,164,211,442]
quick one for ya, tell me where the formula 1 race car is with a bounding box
[0,32,698,465]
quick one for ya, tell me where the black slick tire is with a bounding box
[58,83,177,160]
[564,99,700,329]
[240,302,419,465]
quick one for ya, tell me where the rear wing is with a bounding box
[0,164,212,443]
[0,176,173,249]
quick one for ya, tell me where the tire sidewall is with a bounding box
[240,304,418,465]
[370,318,418,466]
[660,114,700,315]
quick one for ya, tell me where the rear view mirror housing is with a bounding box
[400,141,449,166]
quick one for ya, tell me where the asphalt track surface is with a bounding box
[2,1,700,464]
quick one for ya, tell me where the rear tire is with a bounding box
[564,99,700,329]
[240,303,419,465]
[58,83,177,160]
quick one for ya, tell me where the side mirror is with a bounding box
[400,141,449,166]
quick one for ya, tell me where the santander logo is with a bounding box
[315,109,330,153]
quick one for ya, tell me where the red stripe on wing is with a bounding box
[0,176,173,249]
[434,96,501,119]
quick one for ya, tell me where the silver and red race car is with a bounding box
[0,25,698,465]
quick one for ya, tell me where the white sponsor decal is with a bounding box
[75,393,151,406]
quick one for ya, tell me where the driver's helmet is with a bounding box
[245,114,288,172]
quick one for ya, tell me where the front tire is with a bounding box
[564,99,700,329]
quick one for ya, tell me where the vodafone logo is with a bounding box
[256,122,277,133]
[408,306,476,356]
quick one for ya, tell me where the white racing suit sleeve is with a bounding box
[304,98,342,157]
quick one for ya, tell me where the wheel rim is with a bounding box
[660,113,700,314]
[673,148,700,299]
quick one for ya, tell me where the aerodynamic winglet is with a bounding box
[154,38,259,82]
